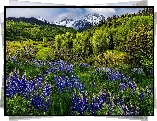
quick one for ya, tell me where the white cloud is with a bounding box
[116,8,144,16]
[6,8,59,22]
[4,0,145,24]
[66,8,83,14]
[54,12,74,21]
[54,8,84,22]
[85,8,116,17]
[6,8,40,18]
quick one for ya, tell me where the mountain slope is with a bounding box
[53,13,105,31]
[54,18,74,27]
[6,17,52,26]
[6,13,105,32]
[6,19,78,41]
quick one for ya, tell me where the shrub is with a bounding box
[124,23,153,74]
[35,47,55,61]
[95,50,127,68]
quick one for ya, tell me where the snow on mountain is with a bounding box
[36,13,105,31]
[54,18,74,27]
[36,17,47,22]
[52,13,105,31]
[82,13,105,25]
[72,13,105,31]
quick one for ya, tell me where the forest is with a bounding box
[6,7,154,116]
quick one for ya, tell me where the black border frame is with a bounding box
[4,5,155,116]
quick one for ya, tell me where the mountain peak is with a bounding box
[55,18,74,27]
[36,17,47,22]
[53,13,105,31]
[72,13,105,31]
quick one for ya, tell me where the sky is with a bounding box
[2,1,145,23]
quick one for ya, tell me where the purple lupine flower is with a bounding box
[128,104,134,115]
[134,106,140,115]
[23,81,32,99]
[42,82,52,97]
[84,91,89,111]
[90,82,92,89]
[149,85,153,93]
[108,100,115,114]
[148,69,153,76]
[118,73,124,81]
[125,81,129,88]
[118,97,124,106]
[128,81,132,88]
[138,68,144,74]
[132,81,136,89]
[53,75,57,83]
[60,81,66,91]
[38,74,43,82]
[30,94,45,111]
[90,95,98,115]
[114,96,120,104]
[79,63,89,68]
[99,91,106,106]
[132,88,136,96]
[43,97,51,112]
[33,78,40,91]
[121,105,128,115]
[6,86,14,98]
[68,83,73,91]
[75,94,87,115]
[71,92,77,115]
[70,78,75,86]
[28,79,34,94]
[132,68,144,74]
[17,75,28,96]
[109,101,114,108]
[140,90,144,101]
[102,92,107,103]
[65,77,69,87]
[125,76,131,82]
[119,83,126,91]
[104,68,112,73]
[147,85,153,97]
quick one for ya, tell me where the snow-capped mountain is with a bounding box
[35,13,105,31]
[54,18,74,27]
[52,13,105,31]
[72,13,105,31]
[82,13,105,25]
[36,17,48,23]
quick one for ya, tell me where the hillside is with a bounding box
[6,13,105,32]
[6,7,154,116]
[6,17,67,27]
[6,19,78,41]
[6,8,153,70]
[53,13,105,31]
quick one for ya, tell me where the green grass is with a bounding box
[6,59,153,115]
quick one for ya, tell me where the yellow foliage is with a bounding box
[96,50,127,68]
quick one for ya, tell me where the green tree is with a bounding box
[125,23,153,73]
